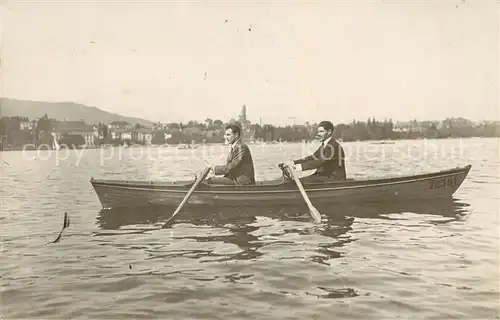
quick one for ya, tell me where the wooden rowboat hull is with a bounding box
[90,165,472,209]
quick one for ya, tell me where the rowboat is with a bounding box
[90,164,472,210]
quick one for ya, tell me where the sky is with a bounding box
[1,0,499,126]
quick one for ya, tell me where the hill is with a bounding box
[0,98,154,126]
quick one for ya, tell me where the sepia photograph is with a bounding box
[1,0,499,319]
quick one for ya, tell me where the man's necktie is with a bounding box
[226,145,233,163]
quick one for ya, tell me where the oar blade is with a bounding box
[283,164,322,224]
[310,206,322,223]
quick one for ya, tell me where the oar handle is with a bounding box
[278,163,292,180]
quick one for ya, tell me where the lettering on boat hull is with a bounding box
[429,176,458,190]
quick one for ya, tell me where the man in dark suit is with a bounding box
[282,120,347,183]
[207,124,256,185]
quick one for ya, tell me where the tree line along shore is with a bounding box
[1,115,499,151]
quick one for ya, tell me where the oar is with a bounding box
[284,165,322,223]
[162,167,211,228]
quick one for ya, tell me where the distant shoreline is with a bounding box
[1,135,497,152]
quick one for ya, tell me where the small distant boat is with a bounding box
[177,144,200,150]
[90,165,472,210]
[370,141,395,145]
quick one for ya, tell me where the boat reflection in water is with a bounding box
[96,197,470,231]
[95,198,470,299]
[95,199,470,258]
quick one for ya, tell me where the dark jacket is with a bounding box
[214,140,256,184]
[293,137,347,180]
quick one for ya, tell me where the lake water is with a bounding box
[1,137,499,319]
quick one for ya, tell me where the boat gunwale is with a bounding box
[90,164,471,194]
